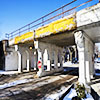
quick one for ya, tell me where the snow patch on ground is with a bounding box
[0,74,68,91]
[42,77,78,100]
[42,86,71,100]
[0,70,19,75]
[63,88,77,100]
[63,89,94,100]
[63,62,72,67]
[0,79,33,90]
[63,88,94,100]
[43,88,94,100]
[63,62,79,67]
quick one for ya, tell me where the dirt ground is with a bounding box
[0,68,78,100]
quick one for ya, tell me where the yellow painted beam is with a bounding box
[35,15,76,38]
[52,17,76,33]
[12,15,76,45]
[15,31,34,44]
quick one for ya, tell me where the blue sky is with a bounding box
[0,0,99,40]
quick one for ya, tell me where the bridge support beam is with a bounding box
[17,51,22,73]
[74,30,94,84]
[26,50,30,72]
[15,45,23,73]
[37,49,44,76]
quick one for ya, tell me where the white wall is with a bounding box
[5,52,18,70]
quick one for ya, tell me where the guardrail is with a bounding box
[6,0,94,39]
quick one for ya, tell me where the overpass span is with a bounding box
[3,0,100,84]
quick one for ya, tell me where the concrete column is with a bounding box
[74,46,77,59]
[17,51,22,73]
[54,51,58,68]
[70,52,73,62]
[48,50,53,70]
[59,51,62,67]
[89,42,95,79]
[47,49,50,71]
[47,60,50,71]
[15,45,22,73]
[43,49,48,70]
[85,37,95,80]
[41,51,44,70]
[68,48,71,61]
[33,50,38,70]
[74,30,94,84]
[26,50,30,72]
[37,49,44,77]
[60,49,64,67]
[85,44,91,83]
[78,48,86,84]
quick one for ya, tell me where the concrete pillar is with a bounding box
[41,51,44,70]
[26,50,30,72]
[57,50,60,67]
[54,51,58,68]
[78,48,86,84]
[85,37,95,80]
[85,45,91,83]
[89,42,95,79]
[59,51,62,67]
[15,45,22,73]
[33,50,38,70]
[43,49,48,70]
[74,30,94,84]
[74,46,77,59]
[37,49,44,77]
[60,48,64,67]
[70,52,73,62]
[47,60,50,71]
[17,51,22,73]
[46,49,51,71]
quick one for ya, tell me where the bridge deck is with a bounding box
[8,0,100,46]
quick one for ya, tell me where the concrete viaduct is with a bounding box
[2,0,100,84]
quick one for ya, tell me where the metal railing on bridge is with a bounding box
[6,0,96,39]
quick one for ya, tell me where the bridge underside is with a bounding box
[38,31,75,47]
[78,21,100,43]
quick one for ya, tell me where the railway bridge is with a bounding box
[2,0,100,84]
